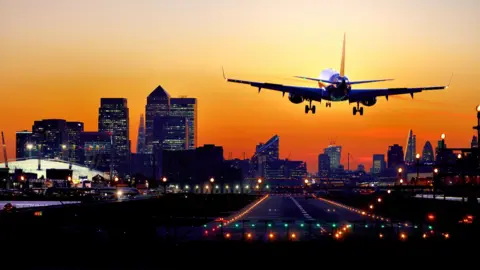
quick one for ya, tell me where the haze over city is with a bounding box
[1,0,479,172]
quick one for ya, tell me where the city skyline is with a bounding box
[1,0,479,172]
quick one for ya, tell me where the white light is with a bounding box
[235,185,239,189]
[185,185,189,189]
[117,190,123,197]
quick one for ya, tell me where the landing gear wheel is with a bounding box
[305,105,309,114]
[353,107,357,115]
[359,107,364,116]
[312,105,316,114]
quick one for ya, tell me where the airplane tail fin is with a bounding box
[340,33,346,77]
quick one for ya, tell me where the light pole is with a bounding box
[162,177,167,194]
[415,153,420,196]
[457,153,465,203]
[210,177,215,194]
[257,178,263,194]
[433,168,439,199]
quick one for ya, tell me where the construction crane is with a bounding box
[1,131,8,168]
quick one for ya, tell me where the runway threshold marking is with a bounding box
[288,195,314,221]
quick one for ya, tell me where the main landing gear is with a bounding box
[353,102,364,116]
[305,100,316,114]
[326,102,332,108]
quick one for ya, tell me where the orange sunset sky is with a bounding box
[1,0,479,173]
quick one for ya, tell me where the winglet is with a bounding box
[222,66,227,80]
[446,72,453,89]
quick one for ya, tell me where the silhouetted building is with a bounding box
[146,86,170,154]
[251,135,280,178]
[170,97,197,150]
[324,145,342,169]
[78,132,112,172]
[357,164,365,172]
[317,153,330,176]
[471,136,478,148]
[161,144,229,184]
[405,130,416,164]
[32,119,68,159]
[153,116,188,151]
[421,141,435,165]
[372,154,386,174]
[98,98,130,175]
[225,158,250,180]
[15,130,32,159]
[137,114,146,154]
[66,121,84,164]
[285,160,307,180]
[388,144,404,169]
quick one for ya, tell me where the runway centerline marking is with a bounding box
[288,195,314,221]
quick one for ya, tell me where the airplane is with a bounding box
[222,34,451,116]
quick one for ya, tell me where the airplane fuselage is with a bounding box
[321,74,351,102]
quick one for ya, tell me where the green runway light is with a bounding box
[316,223,321,228]
[347,224,352,228]
[218,224,222,228]
[284,223,288,227]
[235,223,239,228]
[414,225,418,229]
[332,224,336,228]
[203,224,207,228]
[268,223,272,228]
[428,225,433,230]
[365,225,369,228]
[251,224,256,227]
[300,223,304,227]
[381,225,385,228]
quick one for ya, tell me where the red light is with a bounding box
[34,211,42,217]
[225,233,231,238]
[427,214,435,221]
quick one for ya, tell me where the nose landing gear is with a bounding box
[353,102,364,116]
[326,102,332,108]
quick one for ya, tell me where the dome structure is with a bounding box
[0,159,109,180]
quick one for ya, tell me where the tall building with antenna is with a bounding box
[136,114,146,154]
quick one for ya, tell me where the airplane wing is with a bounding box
[349,85,448,102]
[223,69,323,101]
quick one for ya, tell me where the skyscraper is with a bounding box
[421,141,434,165]
[405,130,416,164]
[317,153,330,176]
[98,98,130,175]
[78,132,112,172]
[15,130,32,159]
[32,119,68,159]
[66,121,84,164]
[372,154,386,174]
[153,115,188,151]
[170,97,197,150]
[388,144,404,169]
[324,145,342,169]
[137,114,146,154]
[145,86,170,154]
[251,135,280,178]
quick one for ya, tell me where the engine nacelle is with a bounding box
[361,98,377,107]
[288,93,304,104]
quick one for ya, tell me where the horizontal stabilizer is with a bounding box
[348,79,394,85]
[294,76,335,84]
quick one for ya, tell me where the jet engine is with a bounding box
[288,93,304,104]
[361,98,377,107]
